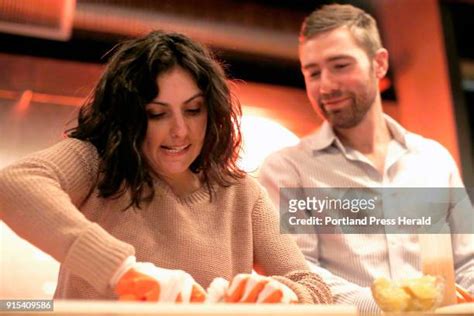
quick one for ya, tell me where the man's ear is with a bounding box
[373,48,389,79]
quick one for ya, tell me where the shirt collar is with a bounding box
[383,114,409,148]
[310,120,337,151]
[310,114,409,154]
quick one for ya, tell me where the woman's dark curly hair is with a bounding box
[68,30,244,208]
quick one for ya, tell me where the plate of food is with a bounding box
[371,275,445,312]
[371,276,473,314]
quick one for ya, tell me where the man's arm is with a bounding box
[259,153,380,312]
[295,233,379,312]
[445,150,474,295]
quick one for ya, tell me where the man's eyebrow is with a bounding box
[149,92,204,106]
[327,55,353,62]
[302,62,319,71]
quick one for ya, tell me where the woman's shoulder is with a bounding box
[207,175,270,217]
[218,174,266,202]
[20,137,101,179]
[56,137,98,154]
[37,138,99,162]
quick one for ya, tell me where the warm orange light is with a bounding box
[238,114,299,174]
[14,90,33,114]
[379,77,391,92]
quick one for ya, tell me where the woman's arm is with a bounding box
[0,138,134,294]
[251,184,332,303]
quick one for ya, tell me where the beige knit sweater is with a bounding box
[0,138,332,303]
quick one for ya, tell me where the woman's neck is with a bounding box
[161,171,203,197]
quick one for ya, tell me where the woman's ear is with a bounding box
[374,48,389,79]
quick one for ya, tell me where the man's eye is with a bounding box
[309,71,321,78]
[335,63,349,69]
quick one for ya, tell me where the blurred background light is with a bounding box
[238,111,299,174]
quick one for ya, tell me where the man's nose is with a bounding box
[319,71,339,94]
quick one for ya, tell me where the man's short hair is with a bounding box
[300,4,383,57]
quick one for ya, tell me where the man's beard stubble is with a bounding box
[317,82,377,129]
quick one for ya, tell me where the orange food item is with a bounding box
[115,268,206,303]
[225,278,248,303]
[456,284,473,304]
[190,284,207,303]
[223,274,297,304]
[115,268,160,301]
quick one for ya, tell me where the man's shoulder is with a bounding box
[385,114,453,160]
[265,132,318,162]
[404,131,460,178]
[405,131,453,159]
[259,132,324,181]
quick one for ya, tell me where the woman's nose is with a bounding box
[170,114,188,139]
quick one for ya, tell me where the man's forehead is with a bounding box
[299,29,368,67]
[300,28,361,51]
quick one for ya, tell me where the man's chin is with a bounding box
[327,113,360,129]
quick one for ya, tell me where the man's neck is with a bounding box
[334,102,391,154]
[334,102,392,174]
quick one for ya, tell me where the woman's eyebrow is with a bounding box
[149,92,204,106]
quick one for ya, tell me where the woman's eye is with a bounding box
[186,108,202,115]
[147,112,165,119]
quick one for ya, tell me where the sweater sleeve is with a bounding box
[251,183,332,304]
[0,138,135,294]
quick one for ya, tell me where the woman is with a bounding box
[0,31,332,304]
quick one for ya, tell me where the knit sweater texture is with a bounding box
[0,138,332,303]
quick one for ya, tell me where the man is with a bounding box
[259,4,473,313]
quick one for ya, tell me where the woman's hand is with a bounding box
[223,273,298,303]
[114,262,206,302]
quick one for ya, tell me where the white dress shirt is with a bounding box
[259,115,473,313]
